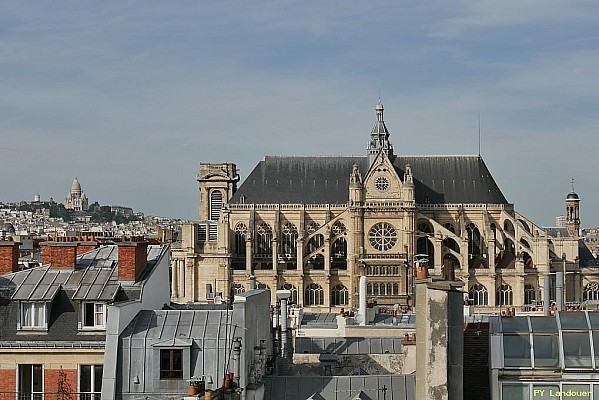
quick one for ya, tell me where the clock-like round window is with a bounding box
[375,176,390,192]
[368,222,397,251]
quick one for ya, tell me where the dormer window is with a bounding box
[82,302,106,329]
[21,302,47,329]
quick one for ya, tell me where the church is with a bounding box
[64,176,89,211]
[171,102,598,312]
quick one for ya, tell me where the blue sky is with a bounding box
[1,1,598,226]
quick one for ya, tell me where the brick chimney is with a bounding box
[117,241,149,282]
[76,241,99,255]
[40,242,78,269]
[0,241,20,275]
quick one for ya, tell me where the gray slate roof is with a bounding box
[265,375,415,400]
[295,337,403,355]
[230,155,508,205]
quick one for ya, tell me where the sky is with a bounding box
[0,1,598,226]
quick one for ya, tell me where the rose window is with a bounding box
[368,222,397,251]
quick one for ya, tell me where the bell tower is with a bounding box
[565,178,581,237]
[197,163,239,222]
[367,100,394,165]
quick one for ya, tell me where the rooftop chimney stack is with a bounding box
[41,242,77,269]
[117,241,149,282]
[0,241,20,275]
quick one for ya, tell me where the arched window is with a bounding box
[304,283,324,306]
[306,222,320,234]
[282,222,298,256]
[469,284,488,306]
[367,283,372,296]
[331,284,349,306]
[234,223,247,256]
[443,237,460,253]
[467,223,482,257]
[496,283,513,306]
[524,284,536,305]
[255,222,273,256]
[210,190,223,221]
[520,238,531,249]
[373,283,379,296]
[306,234,324,254]
[331,238,347,259]
[233,283,245,295]
[281,283,298,304]
[332,221,346,236]
[417,237,435,261]
[392,283,399,295]
[444,222,456,233]
[307,254,324,270]
[584,282,599,301]
[418,221,433,234]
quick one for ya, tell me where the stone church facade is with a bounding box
[171,102,599,312]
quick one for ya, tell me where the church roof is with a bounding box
[230,155,508,205]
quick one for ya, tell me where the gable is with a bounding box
[363,151,403,202]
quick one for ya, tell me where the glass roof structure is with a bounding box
[490,311,599,370]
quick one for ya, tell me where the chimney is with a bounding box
[76,240,99,255]
[117,241,149,282]
[40,242,77,269]
[0,241,20,275]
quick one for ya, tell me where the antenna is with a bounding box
[478,112,481,156]
[571,177,575,191]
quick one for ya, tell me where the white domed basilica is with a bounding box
[64,176,89,211]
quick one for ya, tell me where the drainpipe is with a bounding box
[543,275,551,316]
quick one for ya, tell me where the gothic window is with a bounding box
[233,284,245,295]
[368,222,397,251]
[418,221,433,234]
[331,284,349,306]
[490,223,497,239]
[255,222,272,256]
[257,282,269,290]
[234,223,248,256]
[306,222,320,234]
[469,284,488,306]
[304,283,324,306]
[524,284,536,305]
[496,283,513,306]
[417,237,434,261]
[281,283,298,304]
[520,238,531,249]
[331,238,347,258]
[583,282,599,301]
[332,221,346,236]
[443,237,460,253]
[467,223,482,257]
[209,190,223,221]
[444,222,456,233]
[282,222,298,256]
[307,254,325,270]
[306,234,324,254]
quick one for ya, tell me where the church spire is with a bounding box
[367,99,394,165]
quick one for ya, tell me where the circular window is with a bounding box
[368,222,397,251]
[374,176,390,192]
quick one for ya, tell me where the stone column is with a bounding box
[171,258,179,299]
[185,257,196,302]
[245,239,253,272]
[324,238,331,272]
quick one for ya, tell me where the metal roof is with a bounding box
[301,313,339,329]
[230,155,508,205]
[3,244,165,302]
[295,337,403,355]
[264,375,415,400]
